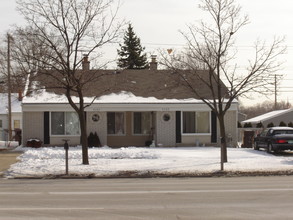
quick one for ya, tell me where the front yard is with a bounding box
[5,146,293,178]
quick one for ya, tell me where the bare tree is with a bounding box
[16,0,123,164]
[161,0,285,170]
[0,34,26,92]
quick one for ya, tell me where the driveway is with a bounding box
[0,151,22,177]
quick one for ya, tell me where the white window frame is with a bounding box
[50,112,80,136]
[182,111,211,135]
[13,120,21,129]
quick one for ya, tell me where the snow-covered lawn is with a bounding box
[5,146,293,178]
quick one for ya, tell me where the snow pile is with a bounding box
[22,89,72,103]
[23,90,204,104]
[5,147,293,178]
[95,91,202,104]
[20,146,158,160]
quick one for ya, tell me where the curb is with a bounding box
[5,170,293,179]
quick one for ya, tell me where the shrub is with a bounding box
[279,121,287,127]
[267,122,274,128]
[243,122,252,128]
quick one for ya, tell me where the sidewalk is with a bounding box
[0,151,22,177]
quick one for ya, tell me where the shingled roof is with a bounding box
[26,68,228,101]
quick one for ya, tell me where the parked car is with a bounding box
[254,127,293,153]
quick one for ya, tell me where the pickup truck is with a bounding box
[254,127,293,153]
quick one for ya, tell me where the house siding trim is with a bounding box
[22,102,239,112]
[22,112,44,146]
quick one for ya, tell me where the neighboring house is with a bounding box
[241,108,293,128]
[22,59,238,147]
[0,93,22,141]
[238,112,247,124]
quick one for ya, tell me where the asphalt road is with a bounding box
[0,176,293,220]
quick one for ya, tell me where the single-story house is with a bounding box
[0,93,22,141]
[241,108,293,128]
[22,58,239,147]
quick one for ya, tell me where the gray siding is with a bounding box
[156,111,176,147]
[87,112,107,146]
[217,110,238,147]
[22,112,44,145]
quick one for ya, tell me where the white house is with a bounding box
[21,60,238,148]
[0,93,22,141]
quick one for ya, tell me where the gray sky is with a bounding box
[1,0,293,106]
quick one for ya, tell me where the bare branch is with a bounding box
[14,0,124,164]
[160,0,285,166]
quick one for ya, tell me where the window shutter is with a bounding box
[211,111,217,143]
[176,111,182,143]
[44,112,50,144]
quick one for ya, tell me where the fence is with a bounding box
[0,129,8,142]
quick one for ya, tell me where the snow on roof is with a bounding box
[22,89,206,104]
[0,93,22,114]
[242,109,293,124]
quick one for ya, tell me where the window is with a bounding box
[259,129,268,137]
[0,120,2,128]
[183,112,195,133]
[196,112,210,133]
[183,111,210,134]
[51,112,80,135]
[14,120,20,129]
[133,112,151,135]
[107,112,125,135]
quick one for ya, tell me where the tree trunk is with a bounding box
[66,90,89,165]
[79,110,89,165]
[218,113,228,170]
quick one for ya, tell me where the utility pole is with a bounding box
[274,74,277,110]
[7,33,12,141]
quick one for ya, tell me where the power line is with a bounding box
[103,41,293,49]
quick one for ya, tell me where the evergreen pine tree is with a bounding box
[117,24,148,69]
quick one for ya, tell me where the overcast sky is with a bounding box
[1,0,293,106]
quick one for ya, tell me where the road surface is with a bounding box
[0,176,293,219]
